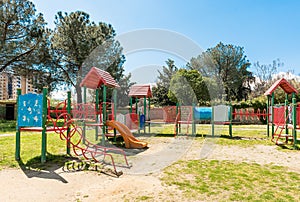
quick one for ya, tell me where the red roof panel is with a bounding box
[80,67,120,89]
[128,84,152,98]
[264,78,298,96]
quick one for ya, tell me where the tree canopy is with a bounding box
[188,42,254,101]
[169,69,210,105]
[152,59,178,106]
[51,11,126,102]
[0,0,47,73]
[1,0,298,107]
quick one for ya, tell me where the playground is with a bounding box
[1,128,300,201]
[1,68,300,201]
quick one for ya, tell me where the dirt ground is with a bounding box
[1,136,300,202]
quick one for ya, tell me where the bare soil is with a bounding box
[1,136,300,202]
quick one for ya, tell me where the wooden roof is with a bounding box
[128,84,152,98]
[80,67,120,89]
[264,78,298,96]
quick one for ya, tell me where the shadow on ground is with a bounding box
[17,153,77,183]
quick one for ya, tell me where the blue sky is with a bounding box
[31,0,300,83]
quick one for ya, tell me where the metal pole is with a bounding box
[83,86,87,143]
[102,85,107,145]
[135,97,138,114]
[67,91,71,155]
[41,87,48,163]
[266,95,270,137]
[271,92,275,137]
[192,104,195,136]
[148,97,151,133]
[212,106,215,137]
[113,89,117,142]
[229,104,233,138]
[285,93,289,135]
[130,97,132,113]
[15,88,22,161]
[292,93,297,148]
[95,88,100,141]
[143,96,147,133]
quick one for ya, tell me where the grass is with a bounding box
[162,159,300,201]
[0,120,293,171]
[0,119,16,133]
[147,123,273,147]
[1,120,300,201]
[0,131,68,170]
[0,121,288,169]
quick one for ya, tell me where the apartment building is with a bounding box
[0,71,40,120]
[0,71,38,100]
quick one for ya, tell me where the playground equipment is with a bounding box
[15,87,128,175]
[174,104,231,137]
[264,78,299,147]
[79,67,148,148]
[172,78,300,148]
[106,120,148,149]
[128,84,152,132]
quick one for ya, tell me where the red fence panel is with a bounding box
[273,106,286,125]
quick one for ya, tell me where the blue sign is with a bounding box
[17,93,44,127]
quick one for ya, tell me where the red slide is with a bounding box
[106,120,148,149]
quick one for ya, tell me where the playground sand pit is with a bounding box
[1,136,300,202]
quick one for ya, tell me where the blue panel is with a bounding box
[17,93,44,127]
[194,107,212,120]
[194,106,230,121]
[140,114,145,128]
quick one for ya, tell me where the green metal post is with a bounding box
[130,97,133,113]
[192,104,195,136]
[113,89,117,142]
[271,92,275,137]
[229,104,233,138]
[135,97,138,114]
[292,93,297,148]
[176,103,178,135]
[143,96,146,132]
[148,97,151,133]
[138,111,141,134]
[148,97,151,121]
[285,93,289,135]
[212,106,215,137]
[15,89,22,161]
[177,103,181,134]
[143,96,146,116]
[266,95,270,137]
[95,88,99,141]
[179,104,182,134]
[41,87,48,163]
[67,91,71,155]
[83,86,87,143]
[102,85,107,145]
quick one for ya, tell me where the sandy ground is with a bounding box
[1,136,300,202]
